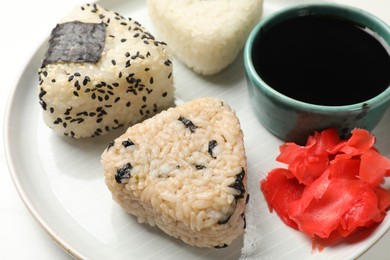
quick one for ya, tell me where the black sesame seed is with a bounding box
[73,91,79,97]
[115,97,121,103]
[50,107,54,113]
[125,52,130,57]
[111,60,116,65]
[39,89,47,99]
[149,77,154,84]
[74,72,81,77]
[121,38,127,42]
[68,75,74,82]
[142,96,146,102]
[64,107,72,115]
[126,101,131,107]
[74,80,80,89]
[96,118,103,123]
[39,100,47,110]
[83,76,91,86]
[162,92,168,97]
[53,118,62,124]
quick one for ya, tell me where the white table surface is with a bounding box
[1,0,389,259]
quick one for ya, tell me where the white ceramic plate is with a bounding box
[5,0,390,259]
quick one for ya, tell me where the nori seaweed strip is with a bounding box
[178,116,197,133]
[115,163,133,183]
[42,21,106,67]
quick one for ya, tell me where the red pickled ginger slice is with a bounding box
[260,168,304,229]
[359,148,390,187]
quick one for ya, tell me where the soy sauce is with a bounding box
[253,15,390,106]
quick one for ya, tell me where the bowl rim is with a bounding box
[244,2,390,113]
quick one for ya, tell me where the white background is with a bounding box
[1,0,389,259]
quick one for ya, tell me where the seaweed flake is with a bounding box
[122,138,134,148]
[229,168,246,200]
[214,244,228,249]
[195,165,206,170]
[107,141,115,151]
[178,116,197,133]
[208,140,217,158]
[217,213,232,225]
[115,163,133,183]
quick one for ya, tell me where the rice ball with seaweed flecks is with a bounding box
[101,97,248,248]
[38,3,174,138]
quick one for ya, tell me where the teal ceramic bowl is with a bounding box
[244,3,390,144]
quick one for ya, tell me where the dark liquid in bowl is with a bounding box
[253,15,390,106]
